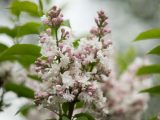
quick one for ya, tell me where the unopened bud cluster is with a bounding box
[41,6,63,27]
[90,11,111,40]
[60,28,69,41]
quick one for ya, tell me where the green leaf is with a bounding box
[38,0,44,15]
[10,0,40,17]
[0,22,42,38]
[134,28,160,41]
[28,75,41,82]
[0,44,40,67]
[62,116,70,120]
[75,101,84,108]
[62,102,69,115]
[0,43,8,53]
[0,55,37,68]
[148,45,160,56]
[46,118,57,120]
[149,116,157,120]
[0,27,16,38]
[61,20,71,28]
[15,104,34,115]
[137,64,160,75]
[16,22,42,37]
[74,113,95,120]
[17,55,38,68]
[4,83,34,99]
[76,116,88,120]
[140,85,160,95]
[73,39,80,48]
[0,44,40,57]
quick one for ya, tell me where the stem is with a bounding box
[98,20,103,41]
[59,103,62,120]
[68,101,76,120]
[67,91,80,120]
[15,16,20,44]
[55,28,59,48]
[90,64,94,72]
[39,0,44,15]
[0,88,5,111]
[55,28,61,63]
[98,36,101,41]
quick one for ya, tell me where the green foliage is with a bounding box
[0,44,40,58]
[149,116,157,120]
[17,55,38,68]
[62,102,69,115]
[73,39,80,48]
[0,22,42,38]
[140,85,160,95]
[0,0,46,115]
[74,113,95,120]
[76,116,88,120]
[15,104,34,115]
[148,45,160,56]
[38,0,44,15]
[116,47,136,73]
[46,119,57,120]
[134,28,160,41]
[28,75,41,82]
[0,44,40,67]
[135,28,160,94]
[0,43,8,53]
[137,64,160,75]
[4,83,34,99]
[135,28,160,118]
[0,27,16,38]
[62,116,70,120]
[75,101,84,108]
[15,22,42,37]
[10,0,40,17]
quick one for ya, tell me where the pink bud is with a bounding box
[61,28,65,33]
[88,92,93,96]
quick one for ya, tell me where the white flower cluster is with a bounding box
[34,7,112,115]
[102,58,151,120]
[0,61,27,85]
[0,61,40,92]
[41,6,63,27]
[26,106,55,120]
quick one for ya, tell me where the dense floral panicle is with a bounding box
[41,6,63,27]
[101,58,151,120]
[34,6,113,117]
